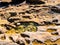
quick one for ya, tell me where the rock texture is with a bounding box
[0,0,60,45]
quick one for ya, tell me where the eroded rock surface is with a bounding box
[0,0,60,45]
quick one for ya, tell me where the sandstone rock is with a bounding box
[0,0,60,45]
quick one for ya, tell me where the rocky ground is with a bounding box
[0,0,60,45]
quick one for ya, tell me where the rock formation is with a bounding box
[0,0,60,45]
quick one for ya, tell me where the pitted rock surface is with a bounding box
[0,0,60,45]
